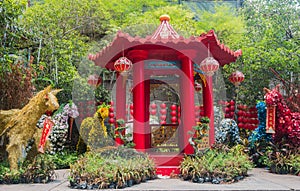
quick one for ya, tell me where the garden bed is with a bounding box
[0,154,56,184]
[179,145,253,184]
[69,146,157,189]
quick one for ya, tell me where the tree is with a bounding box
[0,0,35,109]
[236,0,300,105]
[194,4,245,49]
[20,0,169,103]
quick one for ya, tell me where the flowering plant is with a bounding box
[96,103,110,137]
[36,101,79,154]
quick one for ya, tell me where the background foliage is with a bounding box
[1,0,299,109]
[233,0,300,105]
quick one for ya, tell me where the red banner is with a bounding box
[266,106,276,134]
[38,117,54,153]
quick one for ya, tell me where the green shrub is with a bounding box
[266,143,300,175]
[69,147,156,189]
[180,144,253,184]
[0,154,56,184]
[47,151,78,169]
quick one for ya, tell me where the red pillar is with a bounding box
[128,50,149,152]
[202,76,215,145]
[179,54,195,154]
[115,73,126,145]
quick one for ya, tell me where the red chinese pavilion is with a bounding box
[89,15,241,175]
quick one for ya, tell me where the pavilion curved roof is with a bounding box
[88,15,242,70]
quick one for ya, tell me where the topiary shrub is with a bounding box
[215,119,241,147]
[77,104,114,153]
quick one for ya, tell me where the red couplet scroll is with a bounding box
[266,106,276,134]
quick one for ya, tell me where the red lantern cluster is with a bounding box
[237,105,258,130]
[160,103,167,125]
[229,71,245,86]
[177,106,181,124]
[150,103,157,116]
[220,100,235,119]
[170,104,177,124]
[108,101,115,124]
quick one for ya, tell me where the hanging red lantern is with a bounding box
[160,115,167,121]
[194,83,202,92]
[160,109,167,115]
[114,57,132,73]
[171,110,177,116]
[109,112,114,118]
[151,103,157,109]
[87,74,102,87]
[199,57,219,76]
[229,70,245,86]
[238,123,245,129]
[160,103,167,109]
[109,107,114,112]
[170,104,177,111]
[230,105,235,111]
[230,100,235,105]
[171,116,177,123]
[109,118,115,124]
[150,109,157,115]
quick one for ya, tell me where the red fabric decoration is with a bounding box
[38,117,54,153]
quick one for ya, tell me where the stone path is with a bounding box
[0,168,299,191]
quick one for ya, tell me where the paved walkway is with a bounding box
[0,168,299,191]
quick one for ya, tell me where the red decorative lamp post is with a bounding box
[114,56,132,145]
[198,49,220,146]
[229,70,245,123]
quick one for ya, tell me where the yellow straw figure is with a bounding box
[77,103,113,152]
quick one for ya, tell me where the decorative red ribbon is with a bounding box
[266,106,276,134]
[38,117,54,153]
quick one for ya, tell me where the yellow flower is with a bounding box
[97,107,109,119]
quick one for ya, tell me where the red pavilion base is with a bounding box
[149,153,183,176]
